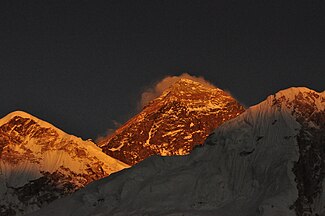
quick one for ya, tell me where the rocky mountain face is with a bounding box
[32,87,324,216]
[99,78,245,165]
[0,111,128,216]
[272,88,325,215]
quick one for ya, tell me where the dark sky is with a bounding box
[1,0,324,140]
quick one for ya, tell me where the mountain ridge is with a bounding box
[31,86,324,216]
[0,111,128,216]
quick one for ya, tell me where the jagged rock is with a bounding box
[99,78,245,165]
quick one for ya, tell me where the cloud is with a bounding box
[138,73,216,109]
[95,120,121,143]
[96,73,218,143]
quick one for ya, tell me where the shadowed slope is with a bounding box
[32,87,324,216]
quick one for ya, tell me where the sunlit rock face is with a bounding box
[0,111,128,216]
[32,87,324,216]
[99,78,245,165]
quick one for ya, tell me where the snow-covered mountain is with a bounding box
[0,111,128,216]
[99,78,245,165]
[32,87,324,216]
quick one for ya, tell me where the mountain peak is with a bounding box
[167,78,219,92]
[176,78,197,84]
[269,87,325,112]
[0,110,37,123]
[0,110,128,215]
[275,86,324,100]
[100,82,245,165]
[0,110,69,138]
[174,78,210,86]
[151,78,226,107]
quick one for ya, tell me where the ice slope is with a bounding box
[31,87,324,216]
[0,111,129,215]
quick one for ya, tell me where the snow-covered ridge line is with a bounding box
[272,87,325,109]
[0,110,111,153]
[0,110,68,137]
[0,110,129,215]
[30,86,324,216]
